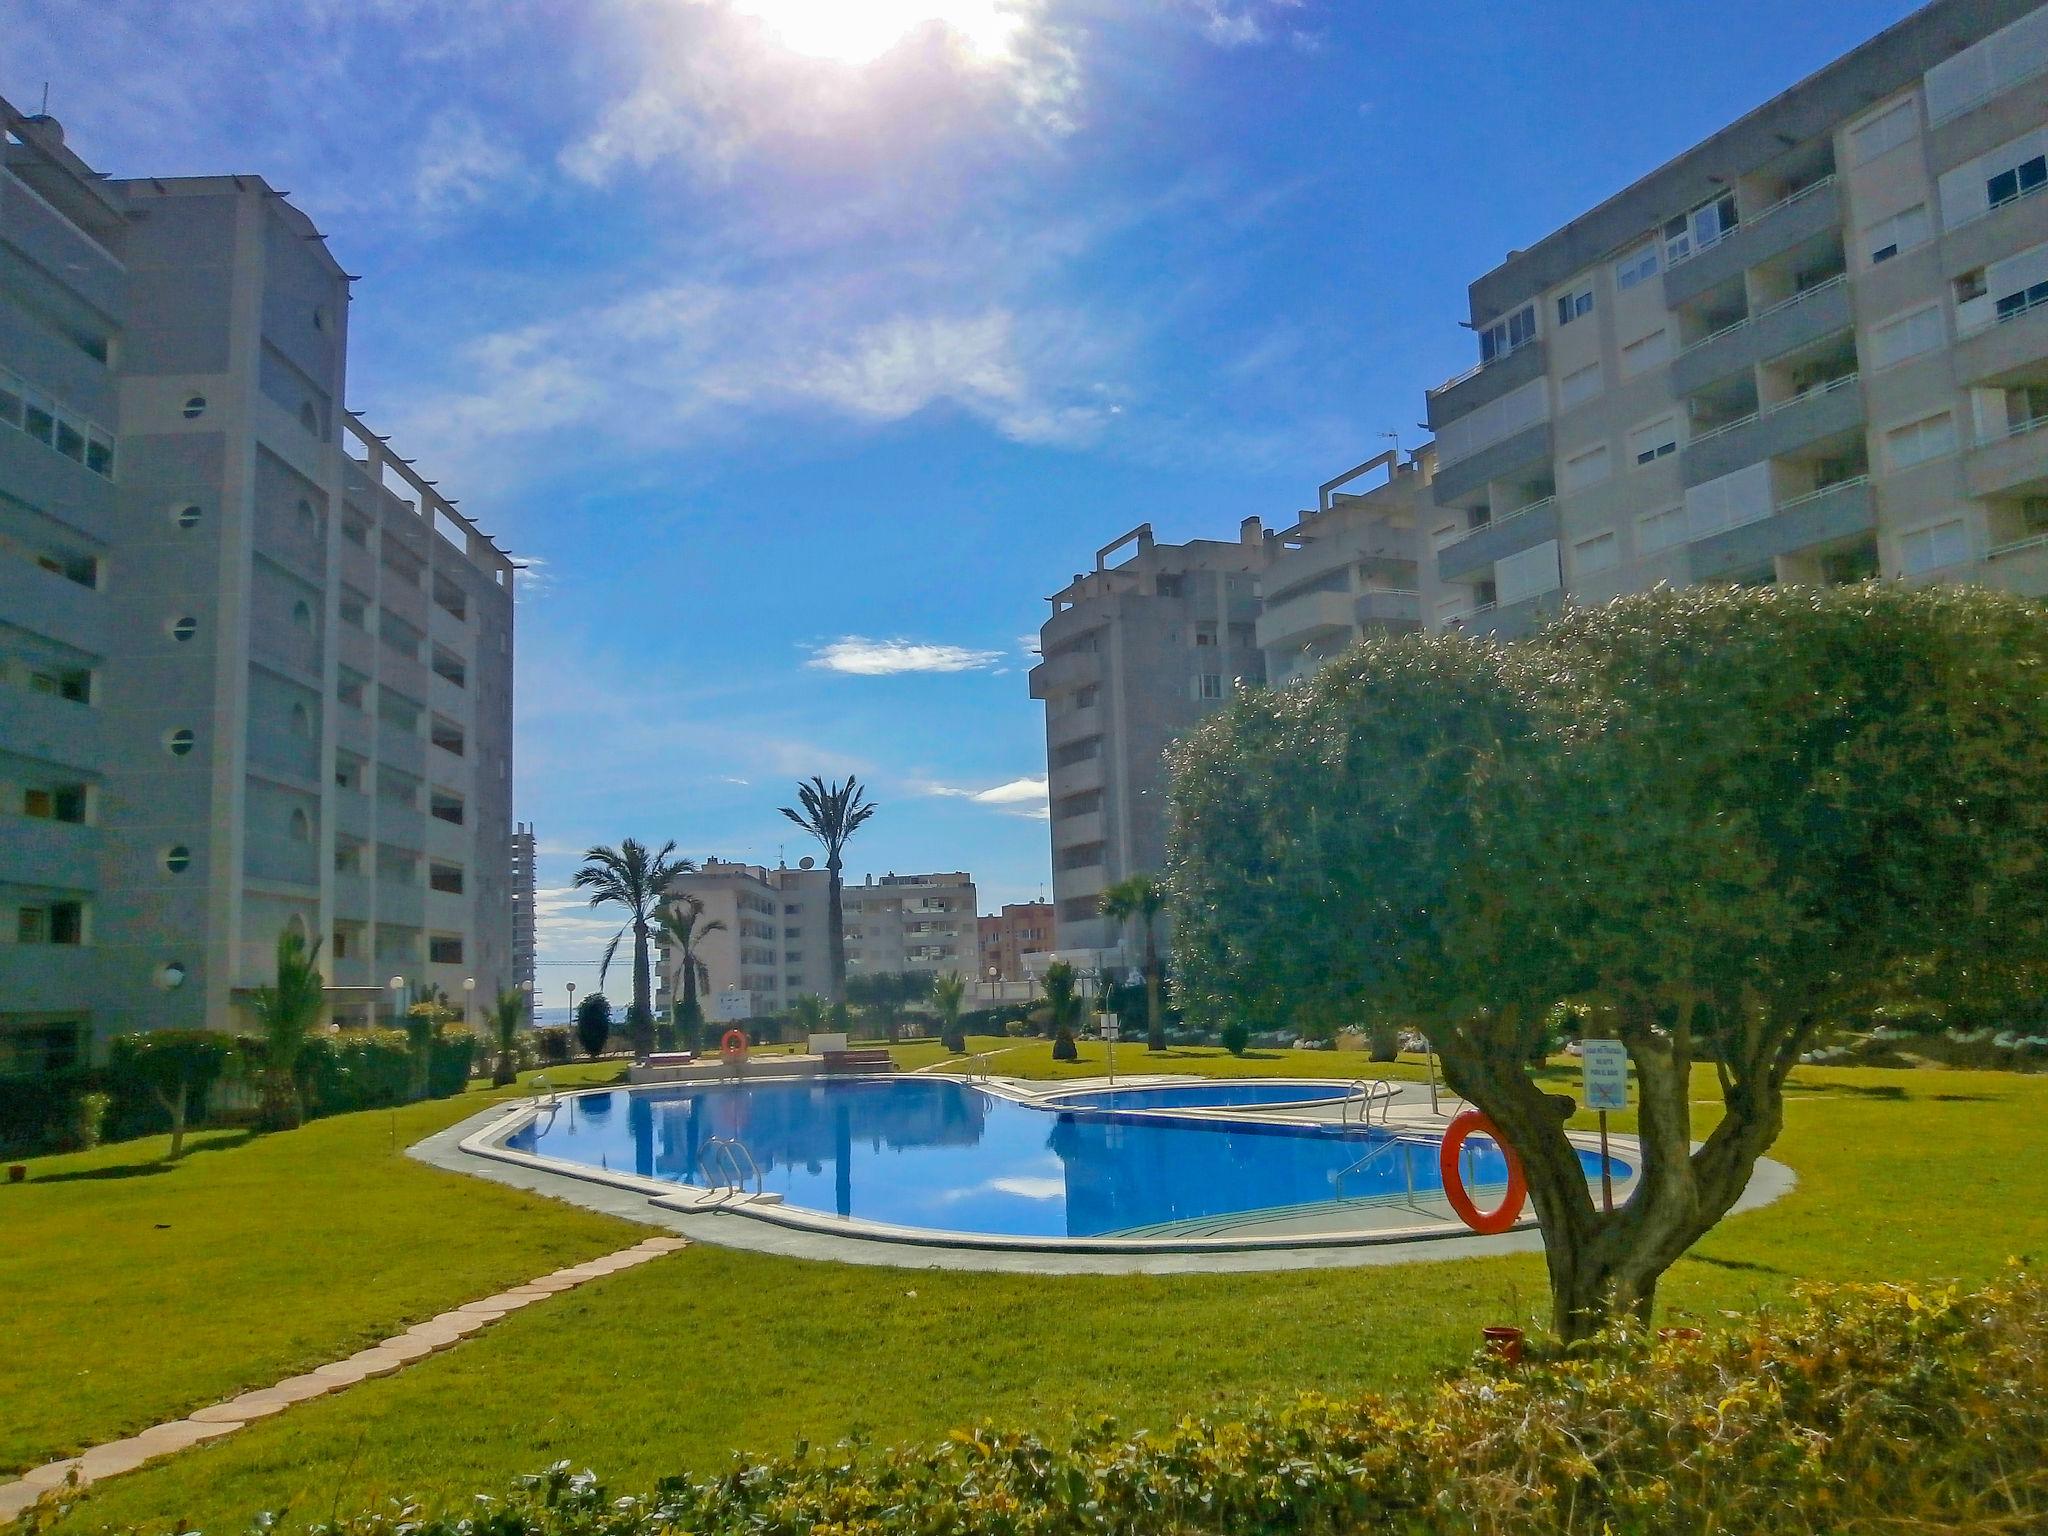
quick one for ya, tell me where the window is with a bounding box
[1884,412,1958,471]
[1555,285,1594,326]
[1615,241,1659,290]
[1988,153,2048,209]
[1194,673,1225,701]
[378,688,421,733]
[291,599,314,630]
[1637,505,1688,554]
[430,716,466,756]
[431,647,466,688]
[289,701,312,738]
[1865,204,1931,264]
[1494,540,1562,606]
[171,616,198,642]
[429,789,465,826]
[1996,273,2048,323]
[1870,305,1945,368]
[428,935,464,965]
[1560,443,1610,492]
[343,511,370,548]
[85,427,114,478]
[1192,621,1218,648]
[333,928,349,959]
[299,402,320,437]
[1621,329,1670,377]
[1479,304,1537,363]
[1559,361,1603,409]
[166,728,196,756]
[429,863,465,895]
[1573,531,1619,575]
[164,846,191,874]
[1900,518,1970,574]
[339,594,367,629]
[22,784,87,823]
[1627,415,1680,466]
[1228,622,1256,649]
[337,670,367,710]
[18,901,83,946]
[1664,193,1738,265]
[335,757,361,792]
[32,665,92,703]
[289,807,312,842]
[182,395,207,420]
[175,504,203,530]
[1849,99,1919,165]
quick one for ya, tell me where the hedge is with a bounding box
[82,1270,2043,1535]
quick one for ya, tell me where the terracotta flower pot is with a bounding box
[6,1164,25,1183]
[1482,1325,1525,1365]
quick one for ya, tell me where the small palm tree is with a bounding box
[655,895,726,1049]
[932,971,968,1054]
[778,776,877,1006]
[1100,874,1168,1051]
[575,838,693,1056]
[787,993,829,1042]
[249,929,325,1131]
[489,987,527,1087]
[1038,960,1083,1062]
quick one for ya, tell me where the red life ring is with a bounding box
[720,1029,749,1064]
[1439,1109,1528,1234]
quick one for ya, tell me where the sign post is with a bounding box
[712,990,753,1026]
[1100,1014,1119,1084]
[1580,1039,1630,1213]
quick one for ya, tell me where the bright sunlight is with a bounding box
[726,0,1026,64]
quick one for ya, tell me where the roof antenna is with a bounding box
[1379,429,1401,454]
[40,83,50,115]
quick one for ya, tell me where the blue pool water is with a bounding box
[505,1078,1627,1240]
[1049,1080,1357,1111]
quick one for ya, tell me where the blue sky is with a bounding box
[11,0,1915,1007]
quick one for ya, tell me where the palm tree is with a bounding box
[655,895,726,1049]
[575,838,693,1056]
[1100,874,1168,1051]
[488,987,527,1087]
[778,776,877,1006]
[786,993,828,1042]
[932,971,968,1054]
[249,929,325,1131]
[1038,960,1083,1062]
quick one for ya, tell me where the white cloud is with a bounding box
[806,637,1005,675]
[922,774,1050,818]
[1179,0,1306,47]
[413,108,530,215]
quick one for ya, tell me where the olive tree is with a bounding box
[1169,585,2048,1340]
[106,1030,234,1159]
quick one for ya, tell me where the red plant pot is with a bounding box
[1482,1325,1525,1365]
[1658,1326,1702,1345]
[6,1164,25,1183]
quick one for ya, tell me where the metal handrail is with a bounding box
[1989,530,2048,561]
[1332,1137,1428,1212]
[1344,1079,1394,1126]
[1981,411,2048,446]
[1958,287,2048,339]
[1929,57,2048,126]
[1665,177,1836,272]
[1678,273,1846,357]
[1438,496,1553,553]
[703,1135,762,1195]
[1775,474,1871,515]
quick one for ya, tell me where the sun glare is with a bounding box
[727,0,1025,65]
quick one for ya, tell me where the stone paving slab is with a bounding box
[0,1235,688,1522]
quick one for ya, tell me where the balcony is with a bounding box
[332,871,373,921]
[0,943,97,1016]
[1431,421,1554,508]
[1464,590,1561,642]
[1681,374,1865,487]
[1687,477,1875,582]
[1426,339,1547,431]
[1438,497,1560,584]
[7,566,106,658]
[1053,809,1106,849]
[1985,532,2048,597]
[0,815,101,890]
[1047,752,1104,799]
[1028,648,1102,699]
[1966,416,2048,500]
[376,721,426,775]
[1663,179,1841,309]
[1047,703,1102,749]
[1954,297,2048,388]
[3,690,103,772]
[1354,588,1422,629]
[1671,275,1852,396]
[1254,587,1354,652]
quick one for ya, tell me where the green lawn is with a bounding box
[30,1054,2047,1534]
[0,1064,635,1480]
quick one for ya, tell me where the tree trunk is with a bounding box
[260,1064,302,1132]
[631,916,655,1056]
[826,857,846,1006]
[1144,925,1165,1052]
[154,1082,190,1160]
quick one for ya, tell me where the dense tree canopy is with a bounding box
[1169,584,2048,1336]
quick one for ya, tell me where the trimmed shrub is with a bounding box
[137,1272,2046,1536]
[535,1027,573,1065]
[65,1090,110,1151]
[1219,1020,1250,1056]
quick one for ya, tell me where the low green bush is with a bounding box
[535,1027,574,1065]
[1219,1020,1250,1056]
[134,1271,2043,1536]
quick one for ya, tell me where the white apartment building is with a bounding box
[511,823,537,999]
[843,871,978,979]
[1420,0,2048,638]
[1029,521,1270,953]
[0,103,515,1065]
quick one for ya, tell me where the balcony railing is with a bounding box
[1436,496,1553,553]
[1692,371,1861,444]
[1947,164,2048,233]
[1664,176,1836,272]
[1775,474,1870,515]
[1430,338,1535,398]
[1989,530,2048,560]
[1677,273,1847,357]
[1930,57,2048,128]
[1958,287,2048,341]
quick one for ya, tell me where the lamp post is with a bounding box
[387,974,405,1029]
[462,976,476,1032]
[986,967,998,1003]
[566,982,576,1032]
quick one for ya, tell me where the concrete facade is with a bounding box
[844,871,978,980]
[0,102,515,1064]
[1422,0,2048,639]
[1029,522,1269,952]
[510,823,537,1000]
[978,900,1053,982]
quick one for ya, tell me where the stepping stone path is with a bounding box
[0,1235,688,1523]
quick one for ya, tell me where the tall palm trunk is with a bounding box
[631,916,655,1055]
[1144,920,1165,1052]
[826,855,846,1006]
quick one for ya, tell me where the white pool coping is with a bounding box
[443,1075,1681,1260]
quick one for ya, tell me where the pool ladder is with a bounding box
[1331,1136,1432,1214]
[702,1135,763,1197]
[1343,1079,1395,1126]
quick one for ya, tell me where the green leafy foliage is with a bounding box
[104,1031,235,1158]
[575,994,613,1061]
[128,1272,2046,1536]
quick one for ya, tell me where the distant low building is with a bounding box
[977,901,1053,982]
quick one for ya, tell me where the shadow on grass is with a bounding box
[1686,1252,1788,1276]
[1930,1092,2005,1103]
[30,1129,260,1183]
[1784,1081,1908,1101]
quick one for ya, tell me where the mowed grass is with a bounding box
[44,1057,2048,1534]
[0,1064,635,1478]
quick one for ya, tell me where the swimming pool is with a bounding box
[1044,1079,1363,1112]
[499,1077,1625,1243]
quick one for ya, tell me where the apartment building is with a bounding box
[844,872,978,979]
[978,900,1053,982]
[1420,0,2048,639]
[511,823,537,1000]
[1256,448,1431,686]
[0,103,516,1063]
[1029,522,1269,953]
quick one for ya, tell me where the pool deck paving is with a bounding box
[0,1234,690,1524]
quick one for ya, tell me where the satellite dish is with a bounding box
[799,856,815,869]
